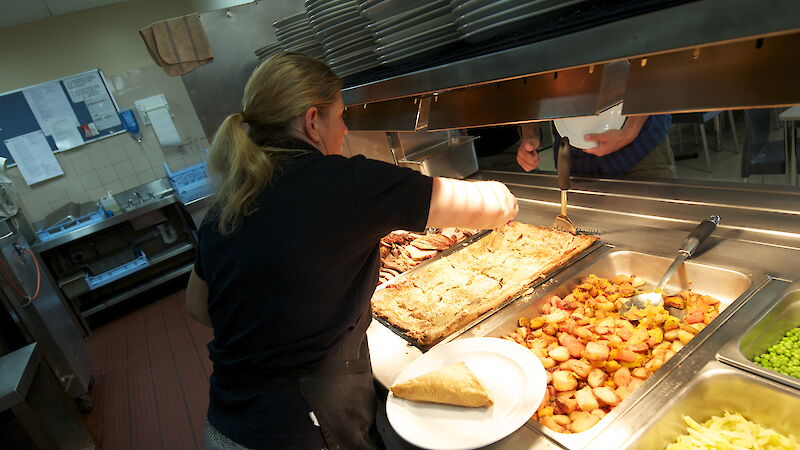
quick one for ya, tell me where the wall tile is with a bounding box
[81,172,102,190]
[120,175,140,190]
[136,168,157,184]
[115,161,136,178]
[92,152,112,169]
[146,152,166,169]
[72,153,95,174]
[85,138,108,152]
[105,181,124,195]
[25,190,50,208]
[63,178,84,196]
[107,145,129,163]
[86,187,107,202]
[129,155,150,173]
[99,166,120,184]
[68,192,91,204]
[44,183,67,204]
[122,139,148,157]
[54,155,74,175]
[27,204,53,223]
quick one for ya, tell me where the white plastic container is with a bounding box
[99,192,121,214]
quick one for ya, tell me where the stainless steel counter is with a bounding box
[30,181,206,320]
[31,196,181,253]
[368,171,800,449]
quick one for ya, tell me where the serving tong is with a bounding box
[620,215,721,318]
[552,137,578,234]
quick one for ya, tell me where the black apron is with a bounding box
[299,308,381,449]
[214,308,381,449]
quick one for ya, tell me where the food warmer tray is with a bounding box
[455,246,769,450]
[717,281,800,391]
[372,232,605,352]
[606,279,794,450]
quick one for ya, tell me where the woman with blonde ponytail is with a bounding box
[186,52,518,450]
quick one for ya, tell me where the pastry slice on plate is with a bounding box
[390,362,493,407]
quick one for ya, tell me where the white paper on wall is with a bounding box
[64,71,121,130]
[50,117,84,150]
[23,81,80,139]
[4,130,64,185]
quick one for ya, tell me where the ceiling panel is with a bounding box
[0,0,50,28]
[0,0,130,29]
[44,0,127,16]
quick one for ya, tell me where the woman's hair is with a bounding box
[208,52,342,235]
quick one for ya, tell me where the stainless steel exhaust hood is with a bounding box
[342,0,800,131]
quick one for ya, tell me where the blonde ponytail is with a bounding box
[208,52,341,235]
[208,112,277,235]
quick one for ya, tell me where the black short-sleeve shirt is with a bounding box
[195,140,433,447]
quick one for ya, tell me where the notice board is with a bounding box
[0,69,125,166]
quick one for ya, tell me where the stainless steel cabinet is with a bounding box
[32,195,197,322]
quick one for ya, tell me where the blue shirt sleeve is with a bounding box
[552,114,672,176]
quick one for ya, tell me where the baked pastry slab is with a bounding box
[390,362,493,408]
[372,222,598,346]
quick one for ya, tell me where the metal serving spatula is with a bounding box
[553,137,577,234]
[620,215,721,316]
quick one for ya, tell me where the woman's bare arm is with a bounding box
[426,178,518,230]
[186,270,212,327]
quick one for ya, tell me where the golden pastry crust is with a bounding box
[390,362,493,407]
[372,223,598,346]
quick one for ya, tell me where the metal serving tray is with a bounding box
[372,231,604,352]
[625,360,800,449]
[718,283,800,391]
[398,136,479,179]
[374,230,491,292]
[458,249,761,450]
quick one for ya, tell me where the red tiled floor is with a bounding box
[86,289,213,450]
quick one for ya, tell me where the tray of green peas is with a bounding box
[718,282,800,392]
[754,327,800,379]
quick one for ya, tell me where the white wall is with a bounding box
[0,0,196,93]
[0,0,213,224]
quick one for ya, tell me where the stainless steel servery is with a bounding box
[620,215,720,315]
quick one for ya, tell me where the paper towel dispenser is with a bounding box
[133,94,183,147]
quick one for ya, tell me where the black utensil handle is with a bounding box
[558,137,571,191]
[680,215,720,256]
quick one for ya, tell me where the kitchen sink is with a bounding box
[115,178,175,213]
[117,189,174,213]
[626,361,800,449]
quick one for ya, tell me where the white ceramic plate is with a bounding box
[554,103,627,149]
[386,337,546,450]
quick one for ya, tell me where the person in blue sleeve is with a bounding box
[184,52,519,450]
[516,114,677,178]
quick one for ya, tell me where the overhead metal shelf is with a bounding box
[342,0,800,117]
